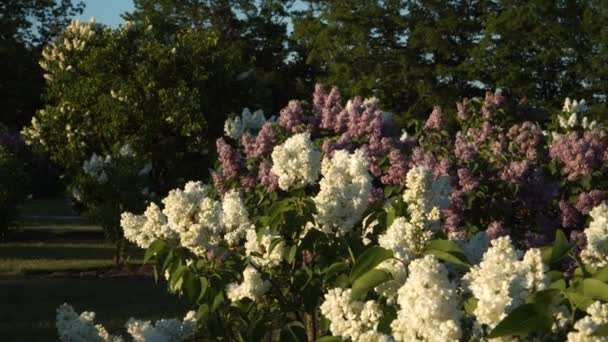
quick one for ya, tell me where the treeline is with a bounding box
[3,0,608,129]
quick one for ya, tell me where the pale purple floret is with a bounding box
[240,175,256,192]
[575,190,606,215]
[482,91,506,119]
[424,106,446,131]
[369,187,385,205]
[316,85,343,132]
[456,98,471,122]
[487,220,509,240]
[216,137,242,179]
[241,122,276,159]
[559,200,582,229]
[457,168,478,192]
[454,132,476,162]
[380,148,410,186]
[279,100,305,132]
[499,160,530,184]
[258,160,279,192]
[549,129,608,181]
[506,121,544,161]
[211,171,228,197]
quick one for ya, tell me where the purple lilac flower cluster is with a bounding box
[213,83,608,252]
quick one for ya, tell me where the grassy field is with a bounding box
[0,198,191,341]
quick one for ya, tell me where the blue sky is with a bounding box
[78,0,134,27]
[77,1,308,27]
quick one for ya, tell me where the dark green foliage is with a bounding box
[0,145,27,238]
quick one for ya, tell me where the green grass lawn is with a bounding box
[0,197,192,340]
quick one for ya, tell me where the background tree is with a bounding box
[1,0,84,129]
[463,0,596,112]
[123,0,305,114]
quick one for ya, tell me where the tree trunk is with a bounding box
[304,311,316,342]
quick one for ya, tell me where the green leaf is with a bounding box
[566,290,594,311]
[248,318,268,341]
[198,277,208,302]
[488,303,552,338]
[170,264,187,289]
[550,279,567,291]
[268,237,284,254]
[426,239,468,254]
[593,266,608,282]
[385,205,396,227]
[182,272,200,301]
[350,269,392,300]
[464,297,478,315]
[550,230,571,264]
[196,304,209,322]
[285,244,297,264]
[315,337,342,342]
[349,247,393,282]
[527,289,561,308]
[323,261,350,282]
[281,321,306,342]
[424,239,471,267]
[144,239,166,263]
[425,249,470,268]
[582,278,608,302]
[211,292,224,312]
[592,324,608,336]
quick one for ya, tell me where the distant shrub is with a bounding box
[0,145,27,238]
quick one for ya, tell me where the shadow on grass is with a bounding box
[0,276,191,341]
[0,244,116,259]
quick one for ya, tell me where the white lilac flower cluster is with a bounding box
[125,311,197,342]
[581,202,608,268]
[391,255,462,342]
[244,227,284,268]
[313,149,372,235]
[463,236,548,329]
[82,153,112,183]
[374,167,452,300]
[159,181,223,256]
[403,166,451,232]
[122,183,255,257]
[56,303,196,342]
[557,98,597,132]
[375,216,431,301]
[82,146,152,184]
[56,303,121,342]
[222,189,253,246]
[226,265,271,302]
[39,18,96,80]
[121,203,177,248]
[271,132,322,191]
[319,288,388,342]
[567,301,608,342]
[224,108,267,140]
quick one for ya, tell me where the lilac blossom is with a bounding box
[216,138,242,179]
[506,122,544,161]
[481,90,506,119]
[424,106,446,131]
[487,221,509,240]
[456,98,471,122]
[559,200,582,229]
[457,168,478,192]
[454,132,476,162]
[576,190,606,215]
[381,148,410,186]
[279,100,305,132]
[549,129,608,181]
[258,160,279,192]
[241,122,276,159]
